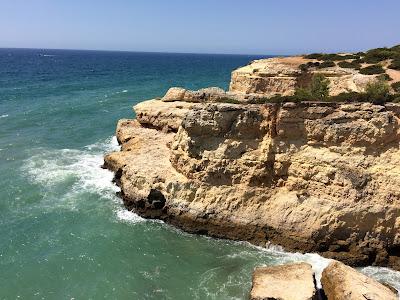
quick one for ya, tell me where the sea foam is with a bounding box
[22,136,143,223]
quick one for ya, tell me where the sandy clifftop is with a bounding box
[229,55,400,98]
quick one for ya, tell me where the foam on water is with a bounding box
[0,114,9,118]
[117,209,144,223]
[22,136,143,223]
[20,136,400,293]
[360,266,400,293]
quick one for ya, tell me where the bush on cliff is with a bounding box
[391,81,400,93]
[304,53,359,61]
[317,61,336,68]
[294,87,313,101]
[328,92,369,103]
[310,74,330,99]
[293,73,330,100]
[365,80,390,105]
[338,61,361,69]
[376,73,392,81]
[363,47,399,63]
[388,57,400,70]
[359,65,385,75]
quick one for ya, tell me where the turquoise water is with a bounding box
[0,49,398,299]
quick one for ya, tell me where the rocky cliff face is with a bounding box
[229,56,399,98]
[104,55,400,271]
[250,261,398,300]
[104,96,400,270]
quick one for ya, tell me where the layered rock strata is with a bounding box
[104,97,400,270]
[229,56,400,98]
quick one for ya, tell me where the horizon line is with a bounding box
[0,46,283,57]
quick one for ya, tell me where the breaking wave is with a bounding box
[20,136,400,293]
[21,136,143,222]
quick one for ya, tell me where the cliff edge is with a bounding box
[104,51,400,271]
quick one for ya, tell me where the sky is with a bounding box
[1,0,399,55]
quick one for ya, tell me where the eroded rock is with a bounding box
[104,99,400,270]
[229,56,386,97]
[250,262,317,300]
[321,260,398,300]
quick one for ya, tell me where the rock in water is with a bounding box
[250,262,317,300]
[321,260,398,300]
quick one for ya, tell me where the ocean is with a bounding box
[0,48,398,299]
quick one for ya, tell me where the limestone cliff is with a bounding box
[229,54,400,98]
[229,56,376,97]
[104,54,400,271]
[105,97,400,270]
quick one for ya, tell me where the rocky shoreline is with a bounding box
[250,260,398,299]
[104,55,400,297]
[105,98,400,270]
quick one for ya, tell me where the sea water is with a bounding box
[0,49,398,299]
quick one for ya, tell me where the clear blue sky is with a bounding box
[1,0,399,55]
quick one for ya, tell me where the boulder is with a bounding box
[321,260,398,300]
[162,87,186,102]
[250,262,317,300]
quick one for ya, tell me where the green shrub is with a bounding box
[317,61,335,68]
[363,48,397,63]
[376,73,392,81]
[392,96,400,103]
[338,61,361,69]
[390,45,400,52]
[299,62,322,72]
[359,65,385,75]
[391,81,400,93]
[294,87,313,100]
[353,58,365,64]
[310,74,330,99]
[304,53,325,60]
[304,53,358,61]
[299,64,308,72]
[294,73,330,100]
[365,80,390,104]
[388,57,400,70]
[328,92,369,103]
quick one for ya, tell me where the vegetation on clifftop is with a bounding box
[303,44,400,65]
[248,76,399,105]
[301,44,400,74]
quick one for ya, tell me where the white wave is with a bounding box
[251,242,399,292]
[252,244,330,288]
[84,135,120,153]
[360,266,400,293]
[117,209,144,223]
[0,114,9,118]
[115,90,128,94]
[21,136,143,223]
